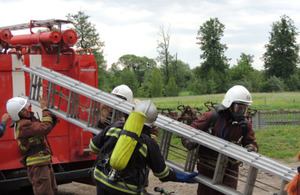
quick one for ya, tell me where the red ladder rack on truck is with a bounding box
[0,19,99,191]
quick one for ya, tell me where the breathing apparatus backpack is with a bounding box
[110,110,146,172]
[95,109,148,193]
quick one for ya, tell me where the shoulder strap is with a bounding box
[207,109,219,135]
[208,110,219,128]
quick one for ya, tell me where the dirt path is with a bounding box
[57,157,299,195]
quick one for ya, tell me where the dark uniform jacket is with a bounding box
[188,110,258,194]
[89,121,177,195]
[0,121,7,137]
[16,110,54,166]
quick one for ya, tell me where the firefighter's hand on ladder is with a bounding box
[175,172,198,183]
[39,95,47,110]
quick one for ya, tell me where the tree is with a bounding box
[227,53,255,85]
[165,77,178,97]
[261,76,286,92]
[151,67,163,97]
[157,25,172,84]
[119,68,139,95]
[262,15,300,81]
[168,58,193,90]
[116,54,156,84]
[66,11,107,88]
[196,18,230,93]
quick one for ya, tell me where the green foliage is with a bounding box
[116,54,156,84]
[284,68,300,91]
[66,11,104,52]
[261,76,286,92]
[165,77,178,97]
[118,68,139,95]
[137,71,152,97]
[196,18,230,93]
[229,53,254,80]
[263,15,300,81]
[168,59,193,90]
[66,10,106,91]
[151,67,163,97]
[97,67,110,92]
[255,126,300,159]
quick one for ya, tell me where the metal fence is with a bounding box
[252,109,300,129]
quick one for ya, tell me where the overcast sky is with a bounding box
[2,0,300,70]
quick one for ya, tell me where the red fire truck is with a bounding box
[0,19,98,192]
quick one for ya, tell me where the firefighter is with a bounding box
[6,96,58,195]
[89,100,198,195]
[0,113,10,137]
[182,85,258,195]
[97,84,133,129]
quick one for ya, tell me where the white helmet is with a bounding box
[111,84,133,103]
[6,97,29,121]
[134,100,157,127]
[222,85,252,108]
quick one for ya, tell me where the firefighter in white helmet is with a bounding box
[98,84,133,129]
[90,100,198,195]
[111,84,133,103]
[6,96,58,195]
[182,85,258,195]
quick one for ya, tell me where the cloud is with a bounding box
[2,0,300,71]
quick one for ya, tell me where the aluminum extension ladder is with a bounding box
[21,66,297,195]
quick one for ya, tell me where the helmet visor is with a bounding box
[232,103,248,117]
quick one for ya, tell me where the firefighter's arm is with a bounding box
[243,122,258,152]
[181,112,211,151]
[147,139,176,182]
[0,114,10,137]
[89,135,101,154]
[0,122,6,137]
[23,110,54,137]
[89,126,110,154]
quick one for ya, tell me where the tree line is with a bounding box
[67,11,300,97]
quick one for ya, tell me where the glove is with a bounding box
[245,145,254,152]
[181,138,197,151]
[176,171,198,183]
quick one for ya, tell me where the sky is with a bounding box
[1,0,300,70]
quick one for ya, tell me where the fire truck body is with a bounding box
[0,20,98,191]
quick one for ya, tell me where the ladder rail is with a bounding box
[22,66,133,115]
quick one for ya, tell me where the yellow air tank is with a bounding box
[110,110,146,171]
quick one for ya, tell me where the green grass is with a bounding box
[254,126,300,162]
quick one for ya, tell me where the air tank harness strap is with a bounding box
[20,143,47,166]
[120,130,143,144]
